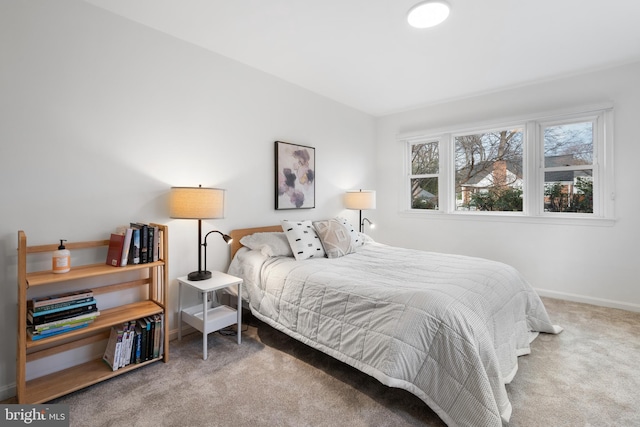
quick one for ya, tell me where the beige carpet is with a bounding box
[51,297,640,426]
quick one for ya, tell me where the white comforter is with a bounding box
[228,242,561,427]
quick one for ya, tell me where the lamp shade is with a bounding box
[344,190,376,210]
[169,187,225,219]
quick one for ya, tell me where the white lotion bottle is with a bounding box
[52,239,71,273]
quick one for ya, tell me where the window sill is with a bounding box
[400,209,616,227]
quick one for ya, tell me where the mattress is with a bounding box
[228,241,561,427]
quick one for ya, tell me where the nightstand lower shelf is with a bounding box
[181,304,237,335]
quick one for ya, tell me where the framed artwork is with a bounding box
[275,141,315,209]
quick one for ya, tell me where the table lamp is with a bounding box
[344,189,376,232]
[170,185,231,281]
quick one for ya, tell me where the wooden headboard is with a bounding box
[229,225,283,258]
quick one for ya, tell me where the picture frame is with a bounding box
[275,141,316,210]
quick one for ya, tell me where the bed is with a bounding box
[227,223,561,427]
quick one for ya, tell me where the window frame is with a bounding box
[407,136,443,211]
[400,104,615,225]
[450,122,526,214]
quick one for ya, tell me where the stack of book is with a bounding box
[102,313,164,371]
[27,289,100,341]
[106,223,161,267]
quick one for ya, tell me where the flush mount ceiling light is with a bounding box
[407,1,450,28]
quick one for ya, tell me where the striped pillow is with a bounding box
[281,220,326,261]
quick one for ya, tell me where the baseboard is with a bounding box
[169,325,199,342]
[0,382,16,403]
[536,288,640,313]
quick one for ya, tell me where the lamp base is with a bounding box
[187,270,212,281]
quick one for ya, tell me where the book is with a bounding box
[103,327,122,371]
[28,303,98,326]
[116,323,125,368]
[29,296,94,313]
[34,311,99,331]
[145,316,155,359]
[28,323,90,341]
[148,226,156,262]
[114,327,124,370]
[122,321,135,367]
[153,314,162,358]
[121,228,133,267]
[157,313,164,358]
[28,320,94,337]
[139,224,149,264]
[106,233,125,267]
[29,298,96,317]
[157,228,164,261]
[128,227,140,265]
[137,317,150,361]
[31,289,93,309]
[134,325,143,363]
[130,223,149,264]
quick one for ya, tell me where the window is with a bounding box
[410,140,439,210]
[542,121,594,213]
[454,127,524,212]
[402,106,613,221]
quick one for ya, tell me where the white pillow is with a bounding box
[239,232,293,257]
[281,220,326,260]
[312,219,354,259]
[334,217,364,247]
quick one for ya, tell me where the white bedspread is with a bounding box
[228,242,561,427]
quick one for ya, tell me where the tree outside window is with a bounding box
[543,122,594,213]
[454,129,524,211]
[410,141,439,209]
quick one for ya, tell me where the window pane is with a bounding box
[544,170,593,213]
[411,178,438,209]
[454,128,524,211]
[544,122,593,167]
[412,142,439,175]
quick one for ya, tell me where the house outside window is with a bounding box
[454,127,524,212]
[402,105,614,222]
[542,121,594,213]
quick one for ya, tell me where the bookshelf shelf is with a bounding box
[26,261,165,287]
[25,301,164,351]
[16,225,169,404]
[24,357,161,404]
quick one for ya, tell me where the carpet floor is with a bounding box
[51,297,640,427]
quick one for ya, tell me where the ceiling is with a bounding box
[83,0,640,116]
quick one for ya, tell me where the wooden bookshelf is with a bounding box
[16,225,169,404]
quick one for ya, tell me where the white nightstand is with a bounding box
[177,272,243,360]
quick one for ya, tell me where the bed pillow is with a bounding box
[281,220,326,260]
[312,219,355,259]
[334,217,364,247]
[239,232,293,257]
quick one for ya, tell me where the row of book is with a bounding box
[106,223,162,267]
[27,289,100,341]
[102,313,164,371]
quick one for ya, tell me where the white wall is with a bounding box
[374,61,640,312]
[0,0,375,399]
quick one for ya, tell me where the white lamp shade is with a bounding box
[169,187,225,219]
[344,190,376,210]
